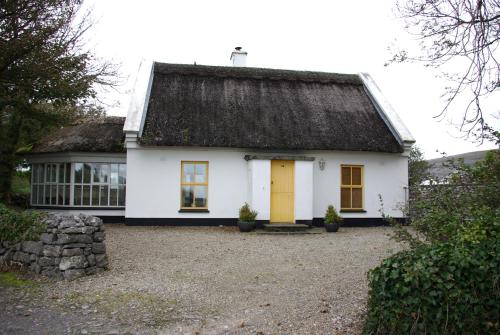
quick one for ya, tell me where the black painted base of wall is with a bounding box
[124,217,406,227]
[312,217,406,227]
[100,216,125,224]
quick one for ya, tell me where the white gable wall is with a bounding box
[125,146,408,221]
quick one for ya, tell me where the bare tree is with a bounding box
[391,0,499,139]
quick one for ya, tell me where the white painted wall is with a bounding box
[294,161,314,221]
[126,147,249,218]
[126,146,408,220]
[248,160,271,220]
[312,151,408,218]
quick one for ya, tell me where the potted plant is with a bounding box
[324,205,343,232]
[238,203,258,232]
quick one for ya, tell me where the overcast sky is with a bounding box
[85,0,499,159]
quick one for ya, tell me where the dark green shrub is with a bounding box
[324,205,343,225]
[239,203,257,222]
[363,239,500,335]
[0,203,45,242]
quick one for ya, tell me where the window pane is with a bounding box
[111,164,119,184]
[58,164,65,183]
[92,185,99,206]
[74,185,82,205]
[44,184,50,204]
[32,184,38,205]
[194,186,207,207]
[32,165,38,183]
[65,163,71,183]
[100,185,109,206]
[352,167,362,186]
[74,163,83,183]
[37,185,44,204]
[341,167,351,185]
[118,185,126,206]
[352,188,362,208]
[183,163,195,183]
[195,163,207,183]
[101,164,110,183]
[92,164,99,183]
[181,186,194,207]
[119,164,126,184]
[83,163,91,184]
[110,186,118,206]
[50,185,57,205]
[341,187,351,209]
[82,185,91,205]
[51,164,57,183]
[58,185,64,205]
[64,185,70,205]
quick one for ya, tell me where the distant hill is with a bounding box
[427,149,499,180]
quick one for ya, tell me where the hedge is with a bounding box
[0,203,45,242]
[363,239,500,334]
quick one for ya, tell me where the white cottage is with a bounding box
[27,49,415,226]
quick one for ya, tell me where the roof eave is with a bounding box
[123,59,155,136]
[359,73,416,149]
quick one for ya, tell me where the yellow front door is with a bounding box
[270,160,295,223]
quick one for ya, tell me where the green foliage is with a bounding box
[0,203,45,242]
[369,147,500,333]
[12,170,31,195]
[363,239,500,334]
[0,0,116,202]
[238,203,258,222]
[408,145,429,187]
[403,150,500,246]
[324,205,343,225]
[0,272,34,287]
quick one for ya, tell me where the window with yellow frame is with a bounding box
[340,165,364,210]
[180,161,208,209]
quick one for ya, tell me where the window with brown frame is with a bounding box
[180,161,208,209]
[340,165,364,210]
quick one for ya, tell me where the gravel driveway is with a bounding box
[0,225,401,334]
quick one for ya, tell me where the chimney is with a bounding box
[230,47,247,67]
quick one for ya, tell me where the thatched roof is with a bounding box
[140,63,403,153]
[30,117,125,154]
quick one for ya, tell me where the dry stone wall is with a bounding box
[0,213,108,280]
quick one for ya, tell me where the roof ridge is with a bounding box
[153,62,363,85]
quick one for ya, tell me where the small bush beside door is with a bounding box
[238,203,258,232]
[324,205,343,232]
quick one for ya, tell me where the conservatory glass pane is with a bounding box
[74,163,83,183]
[100,185,108,206]
[91,186,99,206]
[65,163,71,183]
[74,185,82,206]
[83,163,92,184]
[37,185,44,204]
[82,185,91,205]
[64,185,70,205]
[118,164,126,184]
[110,186,118,206]
[58,164,65,183]
[58,185,64,205]
[118,185,126,206]
[110,164,118,184]
[32,184,38,205]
